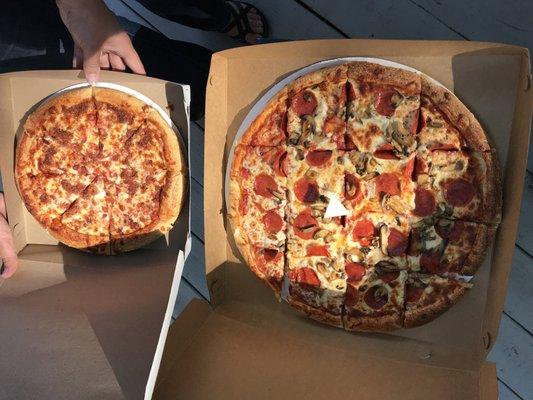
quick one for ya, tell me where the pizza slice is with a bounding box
[343,266,407,331]
[343,150,416,216]
[94,87,148,157]
[15,169,96,228]
[412,149,501,224]
[417,77,491,152]
[407,218,495,275]
[286,65,347,150]
[285,146,345,257]
[286,255,346,327]
[344,208,410,270]
[404,272,472,328]
[229,145,288,292]
[240,87,288,147]
[56,176,110,249]
[346,62,421,158]
[24,87,100,160]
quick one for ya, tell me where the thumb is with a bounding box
[83,50,101,84]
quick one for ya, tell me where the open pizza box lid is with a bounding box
[0,70,192,399]
[153,40,532,400]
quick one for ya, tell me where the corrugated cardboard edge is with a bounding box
[204,54,229,306]
[481,49,532,354]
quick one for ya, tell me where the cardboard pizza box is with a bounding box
[154,40,532,400]
[0,70,191,400]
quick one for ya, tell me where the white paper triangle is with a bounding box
[324,195,349,218]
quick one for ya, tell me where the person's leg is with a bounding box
[0,0,73,73]
[137,0,266,44]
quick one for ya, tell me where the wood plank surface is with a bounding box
[488,313,533,399]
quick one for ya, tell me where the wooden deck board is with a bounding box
[488,313,533,399]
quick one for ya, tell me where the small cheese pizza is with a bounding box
[16,87,186,254]
[229,61,501,331]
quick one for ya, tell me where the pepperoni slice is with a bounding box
[375,173,400,196]
[380,271,400,284]
[414,157,427,178]
[387,228,408,256]
[262,248,280,263]
[294,178,319,203]
[289,267,320,287]
[413,188,436,217]
[406,285,424,303]
[374,89,397,117]
[306,245,330,257]
[404,156,415,181]
[442,178,475,207]
[306,150,332,167]
[364,286,389,309]
[345,284,360,307]
[291,90,317,116]
[262,210,283,233]
[374,143,398,160]
[254,173,278,197]
[345,262,366,283]
[293,210,318,240]
[420,251,444,274]
[344,174,361,201]
[352,219,375,246]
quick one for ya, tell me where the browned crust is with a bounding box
[26,87,94,127]
[111,230,165,254]
[240,87,288,146]
[343,311,402,332]
[421,76,491,151]
[47,220,109,249]
[158,170,186,232]
[462,224,497,275]
[228,144,248,246]
[481,150,502,225]
[288,64,348,95]
[404,282,470,328]
[348,61,421,95]
[146,108,185,174]
[288,298,342,328]
[93,86,148,115]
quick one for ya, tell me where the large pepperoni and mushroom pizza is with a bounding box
[229,61,501,331]
[15,87,186,254]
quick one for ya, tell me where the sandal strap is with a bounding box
[221,1,255,41]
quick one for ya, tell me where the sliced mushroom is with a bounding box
[305,168,318,180]
[288,131,300,145]
[348,151,367,174]
[386,120,415,154]
[311,202,327,211]
[345,178,358,199]
[302,115,316,138]
[269,188,285,201]
[428,119,443,128]
[316,261,328,276]
[382,194,407,214]
[390,92,402,107]
[313,229,330,240]
[319,194,329,203]
[299,224,316,234]
[374,260,401,275]
[324,233,335,243]
[296,148,305,160]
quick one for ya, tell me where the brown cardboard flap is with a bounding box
[155,298,493,400]
[204,39,531,371]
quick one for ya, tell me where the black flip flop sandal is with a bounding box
[221,1,269,45]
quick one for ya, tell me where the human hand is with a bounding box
[56,0,145,84]
[0,193,18,279]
